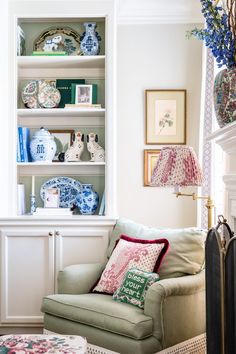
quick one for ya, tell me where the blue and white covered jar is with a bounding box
[30,127,56,162]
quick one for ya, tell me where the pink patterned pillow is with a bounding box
[92,234,169,294]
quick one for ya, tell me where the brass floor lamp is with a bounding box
[150,146,214,229]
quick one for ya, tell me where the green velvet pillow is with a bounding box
[113,268,159,309]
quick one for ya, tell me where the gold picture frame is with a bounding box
[145,89,186,144]
[144,149,160,186]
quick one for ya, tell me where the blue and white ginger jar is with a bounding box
[80,22,100,56]
[76,184,99,215]
[30,127,56,162]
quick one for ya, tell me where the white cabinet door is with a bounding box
[55,227,110,287]
[0,228,54,324]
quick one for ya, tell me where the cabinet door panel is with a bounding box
[1,228,54,323]
[55,228,110,272]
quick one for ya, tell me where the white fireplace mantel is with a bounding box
[208,120,236,230]
[208,121,236,155]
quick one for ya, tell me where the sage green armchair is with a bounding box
[41,218,206,354]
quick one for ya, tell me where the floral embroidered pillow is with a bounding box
[113,268,159,308]
[92,234,169,294]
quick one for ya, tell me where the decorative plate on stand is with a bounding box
[40,177,82,208]
[34,27,81,56]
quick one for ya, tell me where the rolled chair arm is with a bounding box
[144,270,205,349]
[58,263,105,294]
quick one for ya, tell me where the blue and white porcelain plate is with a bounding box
[40,176,82,208]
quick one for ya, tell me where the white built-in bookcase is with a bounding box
[8,12,116,218]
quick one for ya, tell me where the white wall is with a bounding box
[117,24,203,228]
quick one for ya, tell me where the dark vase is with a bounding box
[214,66,236,128]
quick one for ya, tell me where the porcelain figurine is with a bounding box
[87,132,105,162]
[30,127,56,162]
[65,131,85,162]
[43,35,63,52]
[80,22,100,56]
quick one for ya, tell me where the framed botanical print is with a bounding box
[144,149,160,186]
[145,89,186,144]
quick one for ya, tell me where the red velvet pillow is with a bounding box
[92,234,169,294]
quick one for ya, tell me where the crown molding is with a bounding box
[8,0,204,24]
[117,0,204,25]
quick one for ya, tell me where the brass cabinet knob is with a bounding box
[48,231,53,236]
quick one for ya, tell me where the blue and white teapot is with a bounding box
[30,127,56,162]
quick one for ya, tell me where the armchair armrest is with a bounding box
[144,270,205,349]
[58,263,105,294]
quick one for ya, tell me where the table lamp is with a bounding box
[150,145,214,229]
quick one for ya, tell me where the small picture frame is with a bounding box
[144,149,161,186]
[145,89,186,144]
[75,84,93,104]
[44,188,60,208]
[49,130,74,161]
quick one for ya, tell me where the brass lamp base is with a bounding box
[175,192,214,229]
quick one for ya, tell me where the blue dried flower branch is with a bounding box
[187,0,236,68]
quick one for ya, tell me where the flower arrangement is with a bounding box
[188,0,236,68]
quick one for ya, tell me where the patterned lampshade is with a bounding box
[150,146,203,188]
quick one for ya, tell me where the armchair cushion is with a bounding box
[108,218,206,279]
[58,263,105,294]
[41,293,153,340]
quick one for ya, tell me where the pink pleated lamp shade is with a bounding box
[150,146,203,188]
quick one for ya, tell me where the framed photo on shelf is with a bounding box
[144,149,160,186]
[145,89,186,145]
[49,129,74,161]
[44,188,60,208]
[74,84,93,104]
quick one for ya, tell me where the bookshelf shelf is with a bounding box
[18,163,105,176]
[17,162,106,166]
[17,55,106,69]
[17,108,106,118]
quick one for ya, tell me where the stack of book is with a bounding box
[65,104,102,109]
[33,208,73,216]
[32,51,67,56]
[56,79,85,108]
[17,127,31,162]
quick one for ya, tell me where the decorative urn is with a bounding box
[30,127,56,162]
[76,183,99,215]
[214,66,236,127]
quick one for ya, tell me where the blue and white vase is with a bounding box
[80,22,100,56]
[30,127,56,162]
[30,194,36,214]
[76,184,99,215]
